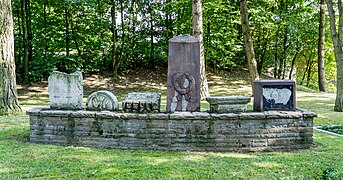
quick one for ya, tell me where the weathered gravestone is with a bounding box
[48,71,83,110]
[167,35,200,112]
[253,80,296,112]
[86,90,119,111]
[122,92,161,113]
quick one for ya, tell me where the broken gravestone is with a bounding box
[166,35,200,112]
[48,71,83,110]
[86,90,119,111]
[253,80,296,111]
[122,92,161,113]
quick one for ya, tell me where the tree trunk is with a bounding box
[70,14,81,56]
[26,0,33,64]
[318,0,327,92]
[327,0,343,111]
[289,39,299,80]
[239,0,259,90]
[0,0,22,115]
[111,0,117,78]
[149,2,155,68]
[192,0,210,99]
[65,6,70,57]
[43,0,48,56]
[21,0,29,83]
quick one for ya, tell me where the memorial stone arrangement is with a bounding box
[27,35,316,152]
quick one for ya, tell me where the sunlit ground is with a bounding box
[16,69,342,126]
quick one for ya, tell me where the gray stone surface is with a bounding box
[167,35,201,112]
[48,71,83,110]
[27,108,316,152]
[206,96,251,113]
[122,92,161,113]
[86,90,119,111]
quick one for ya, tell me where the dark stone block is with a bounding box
[254,80,296,112]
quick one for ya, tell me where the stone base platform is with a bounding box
[27,108,316,152]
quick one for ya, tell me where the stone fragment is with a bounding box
[86,90,119,111]
[122,92,161,113]
[253,80,296,111]
[206,96,250,113]
[48,71,83,110]
[167,35,201,112]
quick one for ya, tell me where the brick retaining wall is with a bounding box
[27,108,316,152]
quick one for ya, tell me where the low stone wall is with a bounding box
[27,108,316,152]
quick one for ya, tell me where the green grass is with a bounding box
[0,114,342,179]
[2,70,343,179]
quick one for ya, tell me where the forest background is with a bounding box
[12,0,337,92]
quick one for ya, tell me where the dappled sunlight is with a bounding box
[182,154,207,162]
[142,157,172,166]
[210,152,256,159]
[102,167,120,174]
[253,162,281,168]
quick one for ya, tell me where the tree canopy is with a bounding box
[11,0,337,92]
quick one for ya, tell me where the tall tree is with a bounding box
[327,0,343,111]
[0,0,21,115]
[111,0,118,78]
[192,0,210,98]
[318,0,327,92]
[21,0,29,83]
[239,0,259,90]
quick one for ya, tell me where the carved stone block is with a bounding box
[86,90,119,111]
[206,96,251,113]
[122,92,161,113]
[253,80,296,112]
[167,35,201,112]
[48,71,83,110]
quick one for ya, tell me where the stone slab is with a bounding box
[167,35,201,112]
[122,92,161,113]
[48,71,83,110]
[206,96,250,113]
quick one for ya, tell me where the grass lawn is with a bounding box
[1,69,343,179]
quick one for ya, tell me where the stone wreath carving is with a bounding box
[172,73,196,103]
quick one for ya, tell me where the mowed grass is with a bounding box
[1,69,343,179]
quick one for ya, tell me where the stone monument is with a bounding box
[167,35,200,112]
[48,71,83,110]
[253,80,296,111]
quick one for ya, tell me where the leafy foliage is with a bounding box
[11,0,337,91]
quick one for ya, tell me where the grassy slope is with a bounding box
[1,69,342,179]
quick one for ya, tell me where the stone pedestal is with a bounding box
[167,35,200,112]
[206,96,251,113]
[48,71,83,110]
[253,80,296,112]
